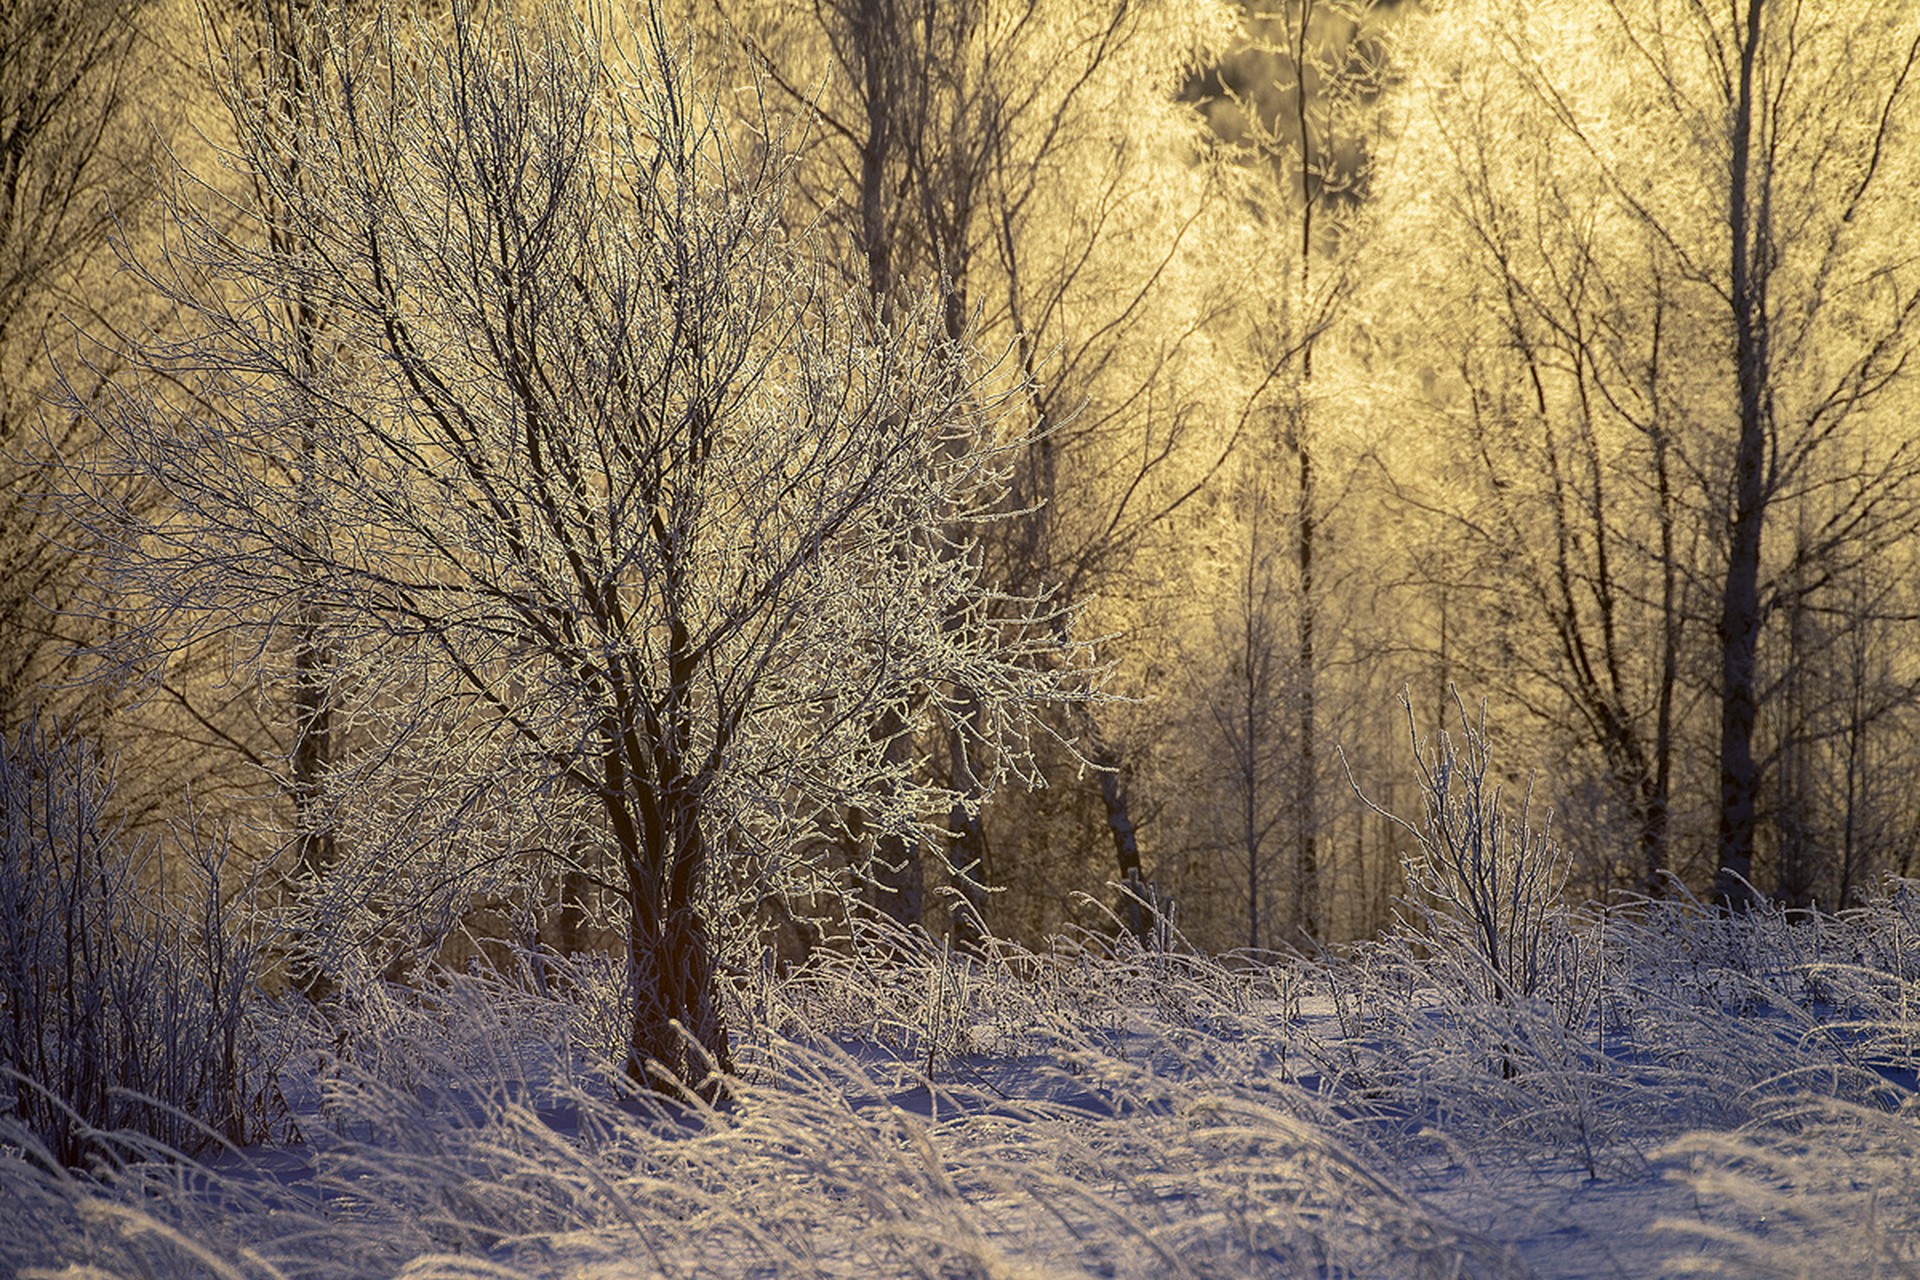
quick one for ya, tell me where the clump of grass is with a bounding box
[1657,1095,1920,1278]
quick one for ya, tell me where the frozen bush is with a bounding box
[1361,692,1576,1011]
[0,721,271,1168]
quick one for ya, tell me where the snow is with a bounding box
[4,895,1918,1279]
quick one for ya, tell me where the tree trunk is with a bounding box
[1714,0,1768,911]
[853,0,895,324]
[1290,7,1320,946]
[626,900,734,1098]
[287,615,334,999]
[605,716,732,1098]
[276,0,337,1000]
[855,707,923,928]
[1293,414,1318,945]
[1837,608,1868,908]
[1078,708,1152,943]
[1775,543,1816,910]
[1646,412,1679,898]
[552,862,591,956]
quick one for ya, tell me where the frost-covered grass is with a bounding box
[5,890,1919,1279]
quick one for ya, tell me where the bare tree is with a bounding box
[75,0,1085,1092]
[1199,451,1295,951]
[1390,101,1697,896]
[0,0,156,732]
[730,0,1240,941]
[1202,0,1387,944]
[1690,0,1920,906]
[182,0,353,996]
[1395,0,1920,905]
[1768,529,1920,910]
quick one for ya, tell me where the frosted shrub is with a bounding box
[0,722,271,1169]
[1361,694,1578,1012]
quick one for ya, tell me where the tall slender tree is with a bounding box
[217,0,345,985]
[0,0,156,732]
[1184,0,1388,944]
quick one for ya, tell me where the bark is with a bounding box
[1837,597,1871,908]
[626,901,734,1097]
[1293,417,1318,944]
[287,610,334,998]
[842,0,931,929]
[552,863,590,956]
[852,0,895,320]
[1647,410,1679,897]
[1288,0,1320,946]
[266,0,339,999]
[613,780,733,1100]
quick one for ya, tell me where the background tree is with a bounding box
[1180,0,1391,947]
[0,0,157,733]
[1386,0,1920,906]
[1665,0,1920,906]
[78,1,1084,1090]
[727,0,1243,940]
[0,0,279,853]
[1384,38,1703,896]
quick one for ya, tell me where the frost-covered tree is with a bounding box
[1390,0,1920,904]
[0,0,157,732]
[727,0,1242,939]
[1186,0,1391,947]
[76,0,1085,1092]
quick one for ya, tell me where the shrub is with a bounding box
[1364,692,1575,1009]
[0,721,272,1167]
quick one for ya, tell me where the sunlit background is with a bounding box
[3,1,1919,1273]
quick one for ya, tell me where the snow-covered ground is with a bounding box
[5,892,1918,1278]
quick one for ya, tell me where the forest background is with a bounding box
[5,0,1919,984]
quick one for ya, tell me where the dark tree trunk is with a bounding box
[1647,412,1680,898]
[626,901,734,1096]
[852,0,895,321]
[277,0,337,1001]
[1775,563,1816,910]
[603,699,732,1098]
[615,789,733,1099]
[1636,774,1671,900]
[1289,7,1320,946]
[287,614,334,1000]
[1837,614,1868,908]
[1294,420,1318,945]
[856,706,923,928]
[868,824,924,930]
[841,0,936,931]
[1081,710,1153,943]
[552,863,591,956]
[1715,0,1768,911]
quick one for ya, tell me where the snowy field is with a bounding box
[5,891,1919,1280]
